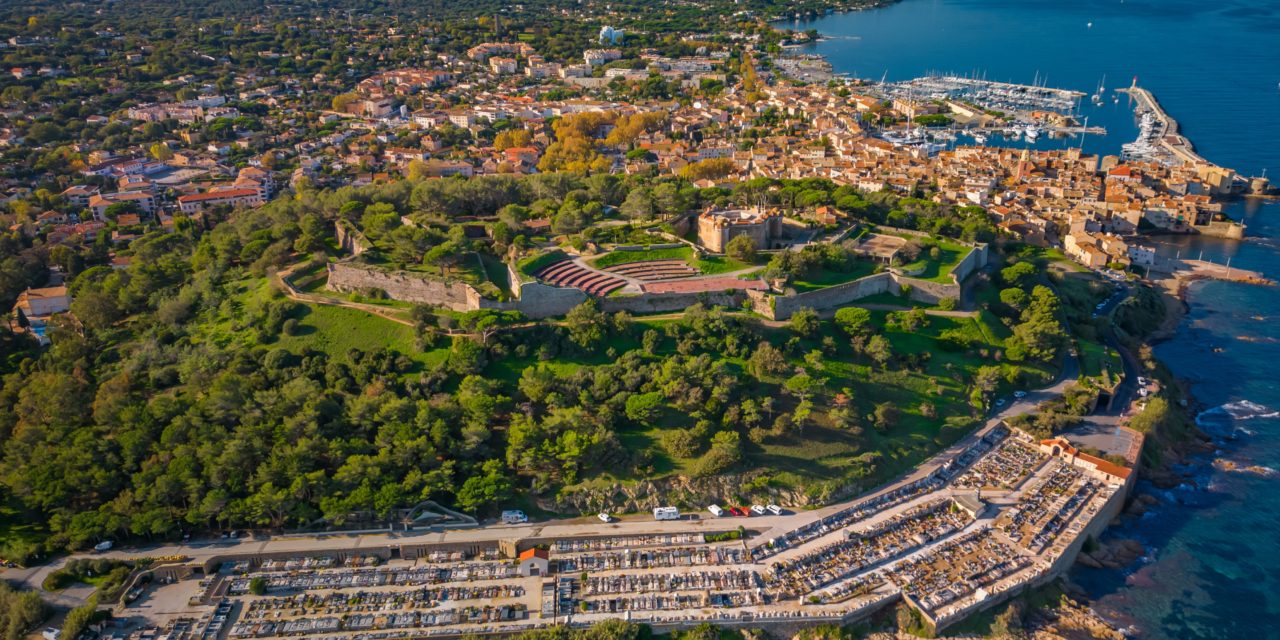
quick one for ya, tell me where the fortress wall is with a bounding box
[949,243,988,283]
[601,290,745,314]
[768,272,895,320]
[892,274,960,304]
[326,263,476,311]
[505,281,588,319]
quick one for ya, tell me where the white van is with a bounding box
[707,505,725,517]
[500,510,528,524]
[653,506,681,521]
[766,504,783,516]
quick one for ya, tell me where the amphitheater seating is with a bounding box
[602,259,699,281]
[534,259,627,297]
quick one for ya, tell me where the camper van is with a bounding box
[707,504,725,517]
[652,506,681,521]
[501,510,528,524]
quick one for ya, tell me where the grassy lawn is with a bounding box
[791,261,879,292]
[694,254,757,275]
[899,240,971,283]
[1078,339,1122,380]
[479,253,512,296]
[589,246,693,269]
[193,278,447,371]
[587,246,761,276]
[517,250,569,279]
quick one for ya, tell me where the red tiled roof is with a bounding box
[518,548,549,561]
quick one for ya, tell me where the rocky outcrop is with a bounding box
[544,472,862,514]
[1075,538,1145,570]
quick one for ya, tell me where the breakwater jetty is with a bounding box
[1117,84,1206,166]
[1119,83,1272,195]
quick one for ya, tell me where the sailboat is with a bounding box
[1091,75,1107,105]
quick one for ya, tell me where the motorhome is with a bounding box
[652,506,680,521]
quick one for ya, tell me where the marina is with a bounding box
[876,75,1085,113]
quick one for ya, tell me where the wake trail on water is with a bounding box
[1195,400,1280,436]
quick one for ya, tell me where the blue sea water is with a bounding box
[782,1,1280,637]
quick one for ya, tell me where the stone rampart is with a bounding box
[602,290,744,314]
[949,242,988,283]
[327,262,477,311]
[766,272,896,319]
[503,280,587,319]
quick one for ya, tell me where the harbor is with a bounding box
[877,74,1085,112]
[1121,84,1273,196]
[1117,84,1207,166]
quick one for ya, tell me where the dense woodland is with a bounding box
[0,169,1055,560]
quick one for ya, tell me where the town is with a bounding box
[0,3,1258,640]
[5,29,1262,341]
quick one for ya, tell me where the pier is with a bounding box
[1117,85,1209,166]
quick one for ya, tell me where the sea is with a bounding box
[780,0,1280,637]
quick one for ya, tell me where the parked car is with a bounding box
[1013,390,1027,398]
[93,541,113,552]
[707,505,725,517]
[766,504,783,516]
[750,504,766,516]
[597,513,613,523]
[501,510,528,524]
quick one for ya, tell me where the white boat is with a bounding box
[973,133,989,145]
[1025,126,1041,141]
